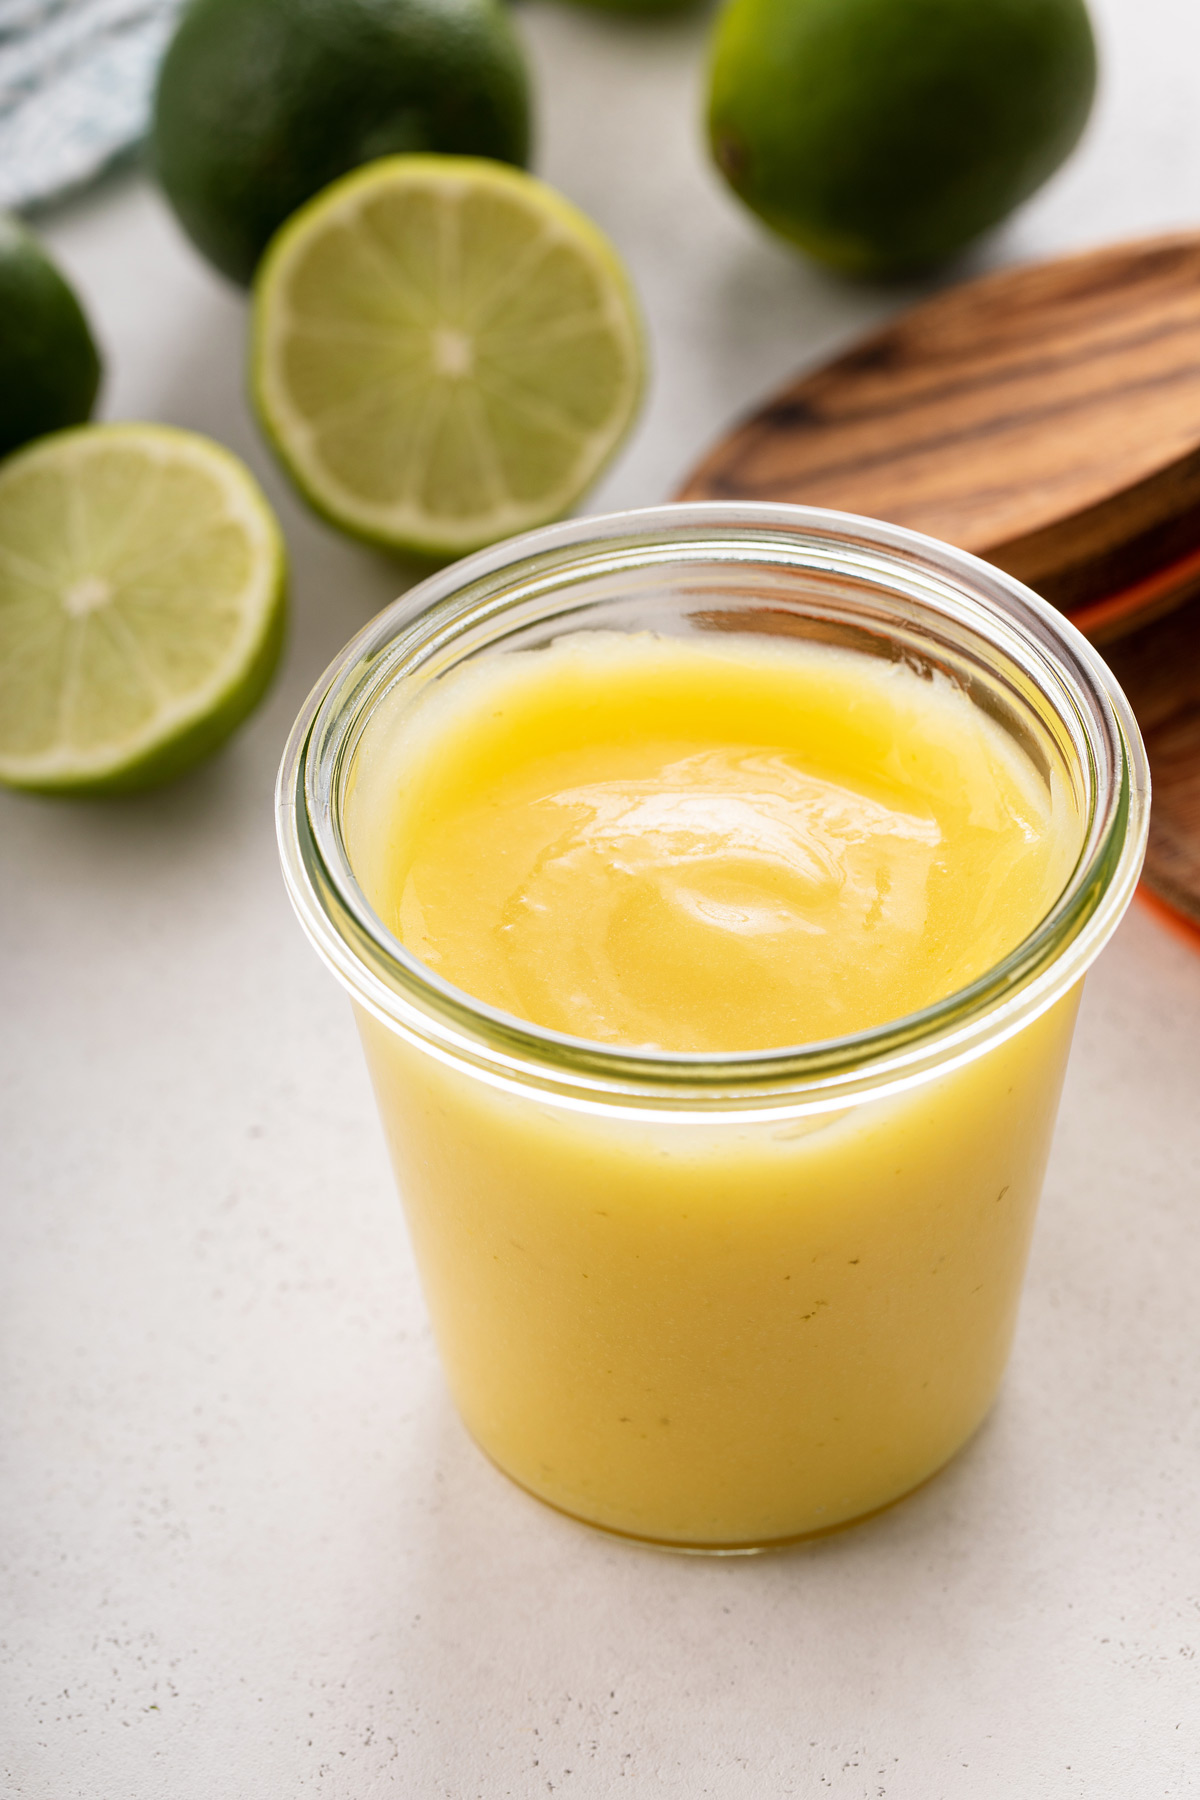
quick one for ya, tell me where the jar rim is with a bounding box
[276,502,1148,1117]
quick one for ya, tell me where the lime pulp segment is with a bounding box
[0,424,286,793]
[252,156,645,556]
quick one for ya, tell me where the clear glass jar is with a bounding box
[277,503,1148,1551]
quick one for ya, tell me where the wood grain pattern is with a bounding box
[678,235,1200,617]
[1105,594,1200,927]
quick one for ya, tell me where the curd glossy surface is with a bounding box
[347,631,1078,1051]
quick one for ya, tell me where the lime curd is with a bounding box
[338,624,1087,1545]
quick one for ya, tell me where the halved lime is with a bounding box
[0,423,287,795]
[251,155,645,558]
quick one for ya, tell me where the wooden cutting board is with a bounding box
[677,234,1200,929]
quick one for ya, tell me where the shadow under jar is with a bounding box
[278,503,1147,1552]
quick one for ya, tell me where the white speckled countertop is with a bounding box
[4,1,1200,1792]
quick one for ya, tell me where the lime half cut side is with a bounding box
[0,424,286,795]
[251,156,645,558]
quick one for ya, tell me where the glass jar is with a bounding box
[277,503,1148,1551]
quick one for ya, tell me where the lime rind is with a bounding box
[251,156,645,557]
[0,423,287,795]
[0,213,103,459]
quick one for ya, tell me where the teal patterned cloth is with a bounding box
[0,0,186,210]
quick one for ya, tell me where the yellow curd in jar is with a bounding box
[344,630,1083,1546]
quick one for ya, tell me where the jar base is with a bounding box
[472,1430,975,1556]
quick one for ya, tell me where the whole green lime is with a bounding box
[0,215,101,460]
[707,0,1097,277]
[152,0,532,286]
